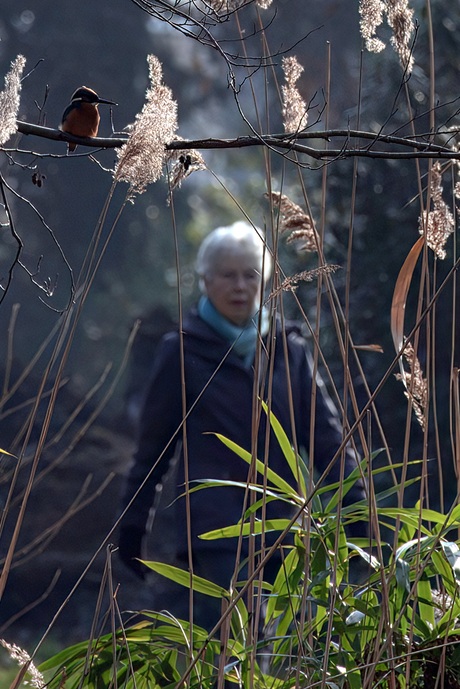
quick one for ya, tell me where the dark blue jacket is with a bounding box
[122,310,364,554]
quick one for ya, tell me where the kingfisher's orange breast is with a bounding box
[61,101,101,138]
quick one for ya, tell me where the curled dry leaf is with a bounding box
[391,236,427,430]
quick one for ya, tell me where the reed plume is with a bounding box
[114,55,178,196]
[267,192,318,252]
[395,340,427,431]
[419,161,455,260]
[281,56,307,133]
[0,639,45,688]
[359,0,414,71]
[0,55,26,146]
[207,0,272,14]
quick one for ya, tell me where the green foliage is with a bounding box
[37,413,460,688]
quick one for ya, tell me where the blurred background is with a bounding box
[0,0,459,654]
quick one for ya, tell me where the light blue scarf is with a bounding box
[198,296,269,367]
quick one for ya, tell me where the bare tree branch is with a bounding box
[10,120,460,161]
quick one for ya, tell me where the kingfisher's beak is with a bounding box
[97,97,117,105]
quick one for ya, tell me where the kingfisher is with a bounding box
[60,86,117,151]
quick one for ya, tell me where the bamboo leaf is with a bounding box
[199,518,296,540]
[142,561,228,598]
[261,401,306,495]
[417,574,435,631]
[214,433,298,497]
[395,558,410,592]
[441,541,460,584]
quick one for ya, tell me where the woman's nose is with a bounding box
[234,274,246,290]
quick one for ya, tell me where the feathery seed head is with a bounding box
[359,0,414,71]
[114,55,178,196]
[281,56,307,133]
[270,265,340,298]
[0,639,45,688]
[419,162,455,260]
[268,192,318,252]
[207,0,272,14]
[0,55,26,146]
[395,341,427,431]
[359,0,386,52]
[386,1,415,71]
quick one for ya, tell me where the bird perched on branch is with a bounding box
[60,86,117,151]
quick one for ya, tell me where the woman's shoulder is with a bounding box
[158,309,214,348]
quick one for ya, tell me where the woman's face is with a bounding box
[204,250,262,326]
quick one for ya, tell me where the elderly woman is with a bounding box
[119,221,364,626]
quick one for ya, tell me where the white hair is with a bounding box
[196,221,272,291]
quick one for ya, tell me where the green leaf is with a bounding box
[446,504,460,528]
[343,655,363,689]
[436,596,460,635]
[373,508,433,534]
[142,561,228,598]
[199,518,296,540]
[324,457,368,513]
[261,401,306,495]
[324,522,349,584]
[39,640,96,672]
[417,574,435,632]
[410,612,432,640]
[432,549,457,597]
[395,535,435,562]
[324,461,422,506]
[395,558,410,593]
[441,541,460,585]
[265,546,303,623]
[347,542,380,570]
[214,433,299,498]
[345,610,365,625]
